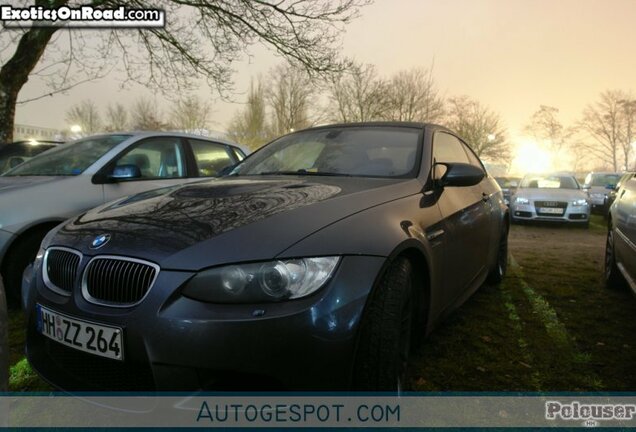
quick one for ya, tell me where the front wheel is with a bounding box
[487,222,509,284]
[605,228,627,290]
[353,257,414,391]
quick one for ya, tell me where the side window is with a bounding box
[231,147,246,161]
[115,137,186,179]
[461,142,485,169]
[433,132,469,164]
[189,139,236,177]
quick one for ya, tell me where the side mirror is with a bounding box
[435,162,485,187]
[582,184,590,190]
[109,164,141,180]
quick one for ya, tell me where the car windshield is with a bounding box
[232,127,421,178]
[520,175,579,189]
[495,177,519,188]
[3,135,130,176]
[590,174,621,187]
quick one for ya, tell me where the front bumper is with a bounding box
[511,203,590,223]
[25,255,385,391]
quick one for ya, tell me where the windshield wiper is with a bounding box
[256,170,354,177]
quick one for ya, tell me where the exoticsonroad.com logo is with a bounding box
[1,5,164,28]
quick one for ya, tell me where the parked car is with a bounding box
[606,172,635,211]
[605,172,636,292]
[510,173,590,226]
[494,176,521,205]
[23,122,509,391]
[0,140,62,174]
[0,132,247,305]
[583,172,622,214]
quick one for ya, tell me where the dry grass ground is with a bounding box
[410,215,636,391]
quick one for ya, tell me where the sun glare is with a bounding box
[511,139,552,175]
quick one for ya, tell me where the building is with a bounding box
[13,123,63,141]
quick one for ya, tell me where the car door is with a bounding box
[614,174,636,284]
[102,136,190,202]
[187,138,240,177]
[433,132,492,305]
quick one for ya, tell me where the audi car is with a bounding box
[510,173,590,226]
[23,122,509,391]
[0,132,247,305]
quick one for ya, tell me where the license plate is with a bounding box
[539,207,564,214]
[36,304,124,361]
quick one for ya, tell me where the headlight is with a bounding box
[572,199,588,206]
[182,257,340,303]
[514,197,529,205]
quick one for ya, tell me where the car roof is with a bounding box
[293,121,450,133]
[71,131,249,154]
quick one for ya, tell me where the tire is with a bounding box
[605,228,627,290]
[1,228,49,307]
[487,222,509,284]
[353,257,414,392]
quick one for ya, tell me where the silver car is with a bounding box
[583,171,622,214]
[510,173,590,226]
[606,172,636,292]
[0,132,247,303]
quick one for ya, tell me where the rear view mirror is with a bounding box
[109,164,141,180]
[435,162,485,187]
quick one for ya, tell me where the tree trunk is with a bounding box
[0,26,59,145]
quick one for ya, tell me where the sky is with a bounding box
[13,0,636,147]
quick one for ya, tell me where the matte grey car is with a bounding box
[24,122,509,391]
[0,132,247,304]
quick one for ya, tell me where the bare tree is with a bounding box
[578,90,627,171]
[617,98,636,170]
[104,103,129,132]
[327,62,388,122]
[267,64,315,135]
[444,95,510,163]
[170,96,212,132]
[386,67,444,123]
[227,78,271,149]
[0,0,370,144]
[130,97,167,130]
[65,99,101,134]
[524,105,569,151]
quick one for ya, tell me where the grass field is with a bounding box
[8,215,636,391]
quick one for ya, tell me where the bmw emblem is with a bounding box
[91,234,111,249]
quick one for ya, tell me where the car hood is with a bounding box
[587,186,611,195]
[0,175,64,192]
[53,176,421,270]
[513,188,587,201]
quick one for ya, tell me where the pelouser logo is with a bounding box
[546,401,636,426]
[1,5,164,28]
